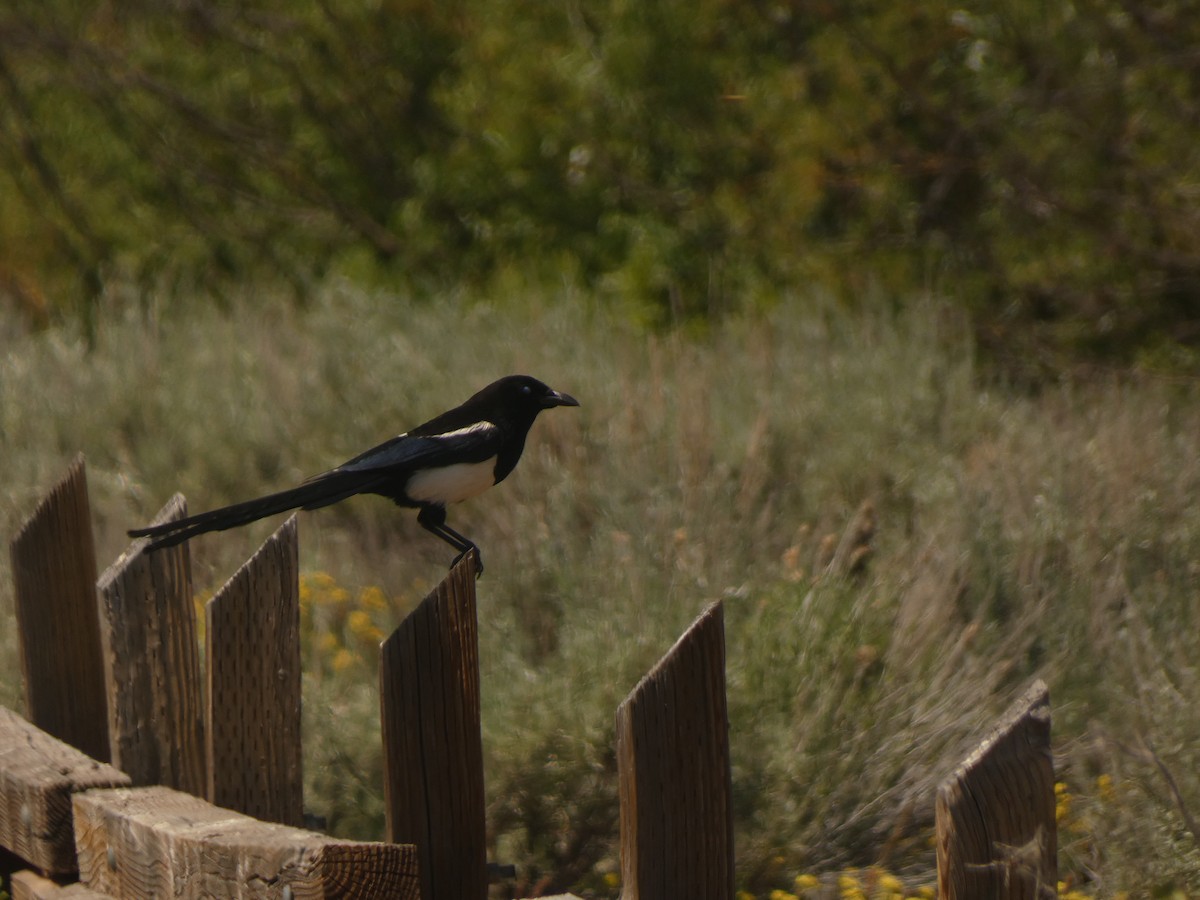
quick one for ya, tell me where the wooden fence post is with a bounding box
[936,679,1056,899]
[8,455,109,763]
[615,601,733,900]
[96,494,205,797]
[380,552,486,900]
[204,516,303,827]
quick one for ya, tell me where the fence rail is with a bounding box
[1,456,1058,899]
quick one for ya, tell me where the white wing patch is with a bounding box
[407,421,499,503]
[434,421,496,440]
[407,459,498,505]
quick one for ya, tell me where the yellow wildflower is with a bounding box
[1055,782,1071,824]
[308,571,336,590]
[794,873,820,893]
[348,609,384,644]
[875,870,905,898]
[317,632,340,653]
[331,648,358,673]
[359,585,388,611]
[837,871,865,900]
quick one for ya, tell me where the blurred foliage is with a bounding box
[2,0,1200,366]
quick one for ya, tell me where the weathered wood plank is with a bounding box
[0,706,130,876]
[205,516,302,827]
[380,551,486,900]
[97,494,205,796]
[9,455,109,762]
[615,601,733,900]
[936,679,1056,900]
[10,870,114,899]
[73,785,420,899]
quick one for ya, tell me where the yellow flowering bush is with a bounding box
[298,571,414,677]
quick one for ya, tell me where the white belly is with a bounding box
[406,459,497,505]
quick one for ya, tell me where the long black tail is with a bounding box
[128,470,379,551]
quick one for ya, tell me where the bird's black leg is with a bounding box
[417,505,483,576]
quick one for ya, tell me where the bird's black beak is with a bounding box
[543,389,579,409]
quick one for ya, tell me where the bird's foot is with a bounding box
[451,547,484,578]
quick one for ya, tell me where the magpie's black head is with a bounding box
[480,375,580,415]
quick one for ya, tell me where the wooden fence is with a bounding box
[1,456,1058,899]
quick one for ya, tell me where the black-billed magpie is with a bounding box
[128,375,579,573]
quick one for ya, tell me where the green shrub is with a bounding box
[3,1,1199,367]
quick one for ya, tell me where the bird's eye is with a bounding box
[521,384,532,395]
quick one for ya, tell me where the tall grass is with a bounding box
[2,283,1198,896]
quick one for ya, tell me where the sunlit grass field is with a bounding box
[2,283,1199,897]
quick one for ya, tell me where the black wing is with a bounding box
[330,421,501,476]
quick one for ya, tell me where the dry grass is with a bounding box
[1,282,1199,896]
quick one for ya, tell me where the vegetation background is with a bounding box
[2,1,1200,897]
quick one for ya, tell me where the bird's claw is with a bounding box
[452,547,484,578]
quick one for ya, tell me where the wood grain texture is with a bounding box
[205,516,302,827]
[9,455,109,762]
[72,785,420,899]
[380,551,486,900]
[96,494,205,796]
[936,680,1056,900]
[0,706,130,876]
[615,601,733,900]
[10,869,115,899]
